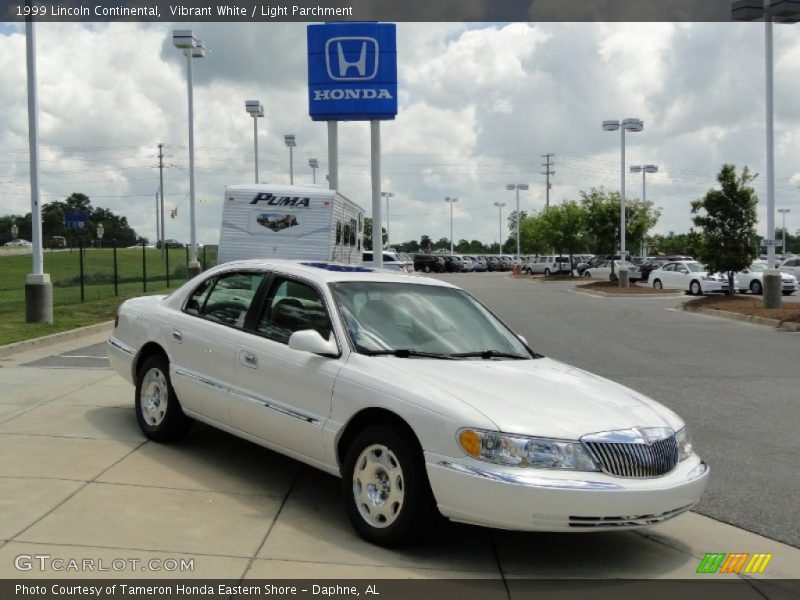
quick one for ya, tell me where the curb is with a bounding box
[0,321,114,359]
[682,305,800,331]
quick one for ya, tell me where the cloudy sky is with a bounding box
[1,20,800,247]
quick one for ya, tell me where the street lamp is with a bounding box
[630,164,658,260]
[778,208,791,258]
[444,197,458,254]
[173,29,208,278]
[603,118,644,287]
[506,183,529,259]
[245,100,264,184]
[381,191,394,248]
[493,202,506,254]
[309,158,319,184]
[97,223,104,249]
[284,134,296,184]
[733,0,800,306]
[11,223,18,240]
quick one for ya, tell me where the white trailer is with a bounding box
[218,184,365,265]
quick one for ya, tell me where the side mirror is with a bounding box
[288,330,338,357]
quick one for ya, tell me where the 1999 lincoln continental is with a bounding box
[108,260,709,546]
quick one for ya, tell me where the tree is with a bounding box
[529,202,586,274]
[690,164,759,294]
[362,218,387,251]
[419,235,432,252]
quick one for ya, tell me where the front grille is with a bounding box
[583,436,678,478]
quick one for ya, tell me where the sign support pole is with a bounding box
[327,121,338,191]
[371,120,383,269]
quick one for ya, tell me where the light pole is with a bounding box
[506,184,529,259]
[11,223,18,240]
[778,208,790,258]
[245,100,264,184]
[173,30,208,278]
[97,223,104,249]
[24,18,52,323]
[630,164,658,260]
[493,202,506,254]
[444,197,458,254]
[309,158,319,184]
[381,192,394,248]
[603,118,643,287]
[732,0,800,306]
[284,134,296,184]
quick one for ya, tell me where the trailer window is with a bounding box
[349,218,357,245]
[336,221,342,244]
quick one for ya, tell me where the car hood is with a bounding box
[374,356,681,439]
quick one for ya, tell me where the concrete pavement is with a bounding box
[0,311,797,584]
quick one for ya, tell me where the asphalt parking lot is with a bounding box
[0,273,798,586]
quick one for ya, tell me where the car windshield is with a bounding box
[687,263,705,272]
[749,264,765,272]
[330,281,533,359]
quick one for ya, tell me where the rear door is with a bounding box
[169,270,267,425]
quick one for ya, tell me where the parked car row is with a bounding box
[410,254,520,273]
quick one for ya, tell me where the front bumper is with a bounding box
[425,452,709,532]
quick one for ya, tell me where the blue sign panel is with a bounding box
[307,22,397,121]
[65,212,90,230]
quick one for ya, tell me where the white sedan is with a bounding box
[649,261,729,295]
[4,238,32,247]
[583,260,642,282]
[108,260,708,546]
[734,263,798,296]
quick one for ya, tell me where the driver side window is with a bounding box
[257,278,332,345]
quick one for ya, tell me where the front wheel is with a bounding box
[584,271,592,278]
[544,268,551,277]
[653,279,663,290]
[135,354,192,442]
[342,425,435,547]
[690,280,702,296]
[423,265,431,273]
[750,280,763,295]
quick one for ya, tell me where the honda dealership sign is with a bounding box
[307,22,398,121]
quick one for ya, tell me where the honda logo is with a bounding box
[325,37,379,81]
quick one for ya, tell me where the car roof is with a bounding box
[210,259,458,287]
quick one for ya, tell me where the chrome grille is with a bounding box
[582,435,678,478]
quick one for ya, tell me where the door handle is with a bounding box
[241,351,258,368]
[172,330,183,343]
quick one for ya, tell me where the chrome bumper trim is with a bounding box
[107,338,134,356]
[437,461,624,490]
[568,503,694,528]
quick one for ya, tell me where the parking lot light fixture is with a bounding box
[11,223,18,239]
[284,134,297,184]
[506,183,529,259]
[494,202,506,255]
[309,158,319,184]
[604,118,644,286]
[245,100,264,184]
[172,29,207,278]
[444,197,458,254]
[631,164,658,260]
[381,192,394,247]
[778,208,790,258]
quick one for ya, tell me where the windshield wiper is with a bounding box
[448,350,529,360]
[360,349,456,359]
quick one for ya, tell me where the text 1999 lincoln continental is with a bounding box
[108,260,709,546]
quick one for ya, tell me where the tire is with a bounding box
[135,354,192,442]
[525,268,533,275]
[423,265,431,273]
[783,291,794,296]
[544,268,551,277]
[653,279,663,289]
[342,425,435,547]
[690,280,702,296]
[584,271,592,278]
[750,280,763,295]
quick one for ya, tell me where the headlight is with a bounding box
[675,427,693,461]
[457,429,599,471]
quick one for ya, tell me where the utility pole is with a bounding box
[155,191,160,249]
[158,143,165,256]
[541,153,555,210]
